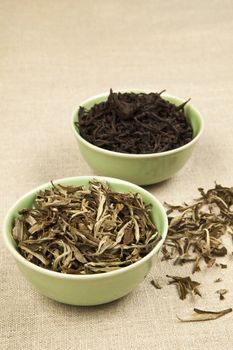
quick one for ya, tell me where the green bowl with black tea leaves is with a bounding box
[3,176,168,305]
[72,89,204,185]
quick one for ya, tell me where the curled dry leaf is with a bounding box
[167,275,201,300]
[214,278,223,283]
[216,289,228,300]
[216,263,227,269]
[150,278,163,289]
[177,308,232,322]
[12,180,160,274]
[162,184,233,273]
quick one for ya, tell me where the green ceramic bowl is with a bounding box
[72,91,204,185]
[3,176,168,306]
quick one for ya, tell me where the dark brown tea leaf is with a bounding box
[216,289,228,300]
[214,278,223,283]
[77,89,193,154]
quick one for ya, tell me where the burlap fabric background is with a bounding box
[1,1,233,349]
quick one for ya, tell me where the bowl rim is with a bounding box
[3,175,168,280]
[71,90,204,158]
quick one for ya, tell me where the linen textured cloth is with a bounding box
[1,1,233,349]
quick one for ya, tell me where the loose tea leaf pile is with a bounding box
[77,89,192,154]
[12,181,160,274]
[151,184,233,312]
[162,184,233,273]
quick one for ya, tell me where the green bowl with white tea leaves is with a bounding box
[72,89,204,185]
[3,176,168,305]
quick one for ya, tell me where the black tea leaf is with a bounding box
[76,89,193,154]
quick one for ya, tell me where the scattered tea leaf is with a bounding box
[12,180,160,274]
[214,278,223,283]
[162,184,233,272]
[150,278,163,289]
[216,263,227,269]
[216,289,228,300]
[177,307,232,322]
[167,275,201,300]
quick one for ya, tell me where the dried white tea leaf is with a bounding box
[12,180,160,275]
[177,308,232,322]
[162,184,233,273]
[150,278,163,289]
[214,278,223,283]
[216,289,228,300]
[167,275,201,300]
